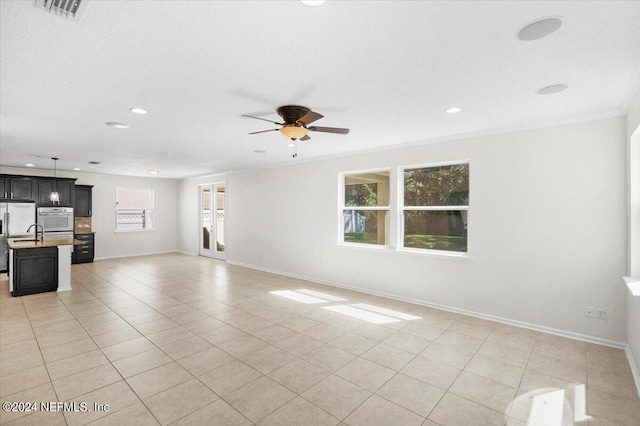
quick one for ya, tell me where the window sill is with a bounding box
[337,242,391,251]
[114,229,154,233]
[396,247,473,260]
[624,276,640,296]
[336,243,473,260]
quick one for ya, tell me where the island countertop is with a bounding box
[8,237,84,249]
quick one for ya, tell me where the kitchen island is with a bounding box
[7,237,83,296]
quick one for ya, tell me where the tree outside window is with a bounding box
[402,163,469,252]
[342,171,390,246]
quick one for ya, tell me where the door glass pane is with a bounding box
[216,188,225,252]
[202,189,211,250]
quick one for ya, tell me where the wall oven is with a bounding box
[37,207,74,235]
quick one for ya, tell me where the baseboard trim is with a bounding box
[227,260,626,349]
[93,250,178,261]
[626,344,640,398]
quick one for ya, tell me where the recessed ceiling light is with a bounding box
[129,107,147,115]
[286,142,296,147]
[254,150,267,154]
[105,122,129,129]
[73,167,82,171]
[147,170,159,175]
[445,107,462,114]
[516,17,563,41]
[537,84,568,95]
[300,0,325,6]
[25,163,35,167]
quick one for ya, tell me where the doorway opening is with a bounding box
[199,183,226,260]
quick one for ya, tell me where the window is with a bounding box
[341,170,390,246]
[116,187,154,231]
[401,162,469,253]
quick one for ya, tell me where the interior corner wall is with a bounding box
[178,116,628,343]
[0,166,179,259]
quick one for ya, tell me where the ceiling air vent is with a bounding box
[40,0,87,19]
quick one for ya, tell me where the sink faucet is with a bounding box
[27,223,44,241]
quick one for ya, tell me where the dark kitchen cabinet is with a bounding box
[0,177,7,199]
[6,176,38,200]
[74,185,93,217]
[12,247,58,296]
[38,178,76,207]
[72,233,94,264]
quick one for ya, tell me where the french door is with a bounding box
[199,183,226,260]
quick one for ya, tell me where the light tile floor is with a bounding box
[1,253,639,425]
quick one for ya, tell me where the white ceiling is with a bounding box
[1,0,639,179]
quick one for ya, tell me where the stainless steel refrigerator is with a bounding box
[1,200,37,272]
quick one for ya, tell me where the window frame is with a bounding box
[115,187,155,233]
[399,160,470,256]
[338,168,391,248]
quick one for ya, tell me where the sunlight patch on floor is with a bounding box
[323,305,401,324]
[269,290,329,304]
[296,289,347,301]
[528,388,565,426]
[351,303,422,320]
[572,384,591,423]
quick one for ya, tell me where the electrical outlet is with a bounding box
[585,306,594,318]
[597,309,607,320]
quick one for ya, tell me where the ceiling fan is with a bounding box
[242,105,349,142]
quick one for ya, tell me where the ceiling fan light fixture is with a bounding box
[279,125,308,140]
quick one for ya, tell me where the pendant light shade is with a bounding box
[50,157,59,204]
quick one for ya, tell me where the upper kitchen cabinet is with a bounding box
[1,176,39,200]
[0,177,6,199]
[74,185,93,217]
[38,178,76,207]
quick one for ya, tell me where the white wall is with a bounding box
[626,91,640,390]
[179,116,628,343]
[0,166,178,259]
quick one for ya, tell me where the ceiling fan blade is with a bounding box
[308,126,350,135]
[248,129,279,135]
[242,115,283,125]
[300,134,311,141]
[297,111,324,125]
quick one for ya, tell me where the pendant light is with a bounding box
[50,157,60,204]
